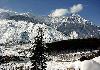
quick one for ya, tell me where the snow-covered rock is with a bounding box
[81,60,100,70]
[67,56,100,70]
[93,56,100,64]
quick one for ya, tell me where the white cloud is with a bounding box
[49,9,69,17]
[70,4,83,13]
[49,4,83,17]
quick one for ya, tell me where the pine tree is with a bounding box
[30,27,47,70]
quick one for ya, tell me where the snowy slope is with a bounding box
[0,19,67,43]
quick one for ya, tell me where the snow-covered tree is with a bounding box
[30,27,47,70]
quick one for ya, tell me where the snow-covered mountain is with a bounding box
[43,14,100,39]
[0,8,100,44]
[0,19,67,43]
[7,13,100,39]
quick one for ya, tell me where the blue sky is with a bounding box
[0,0,100,25]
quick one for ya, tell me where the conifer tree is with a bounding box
[30,27,47,70]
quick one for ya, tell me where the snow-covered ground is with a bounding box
[0,55,100,70]
[0,44,100,70]
[47,56,100,70]
[0,57,100,70]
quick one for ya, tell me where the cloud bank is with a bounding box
[49,4,83,17]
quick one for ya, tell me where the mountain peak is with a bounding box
[71,13,81,18]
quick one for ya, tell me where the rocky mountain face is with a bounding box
[42,14,100,39]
